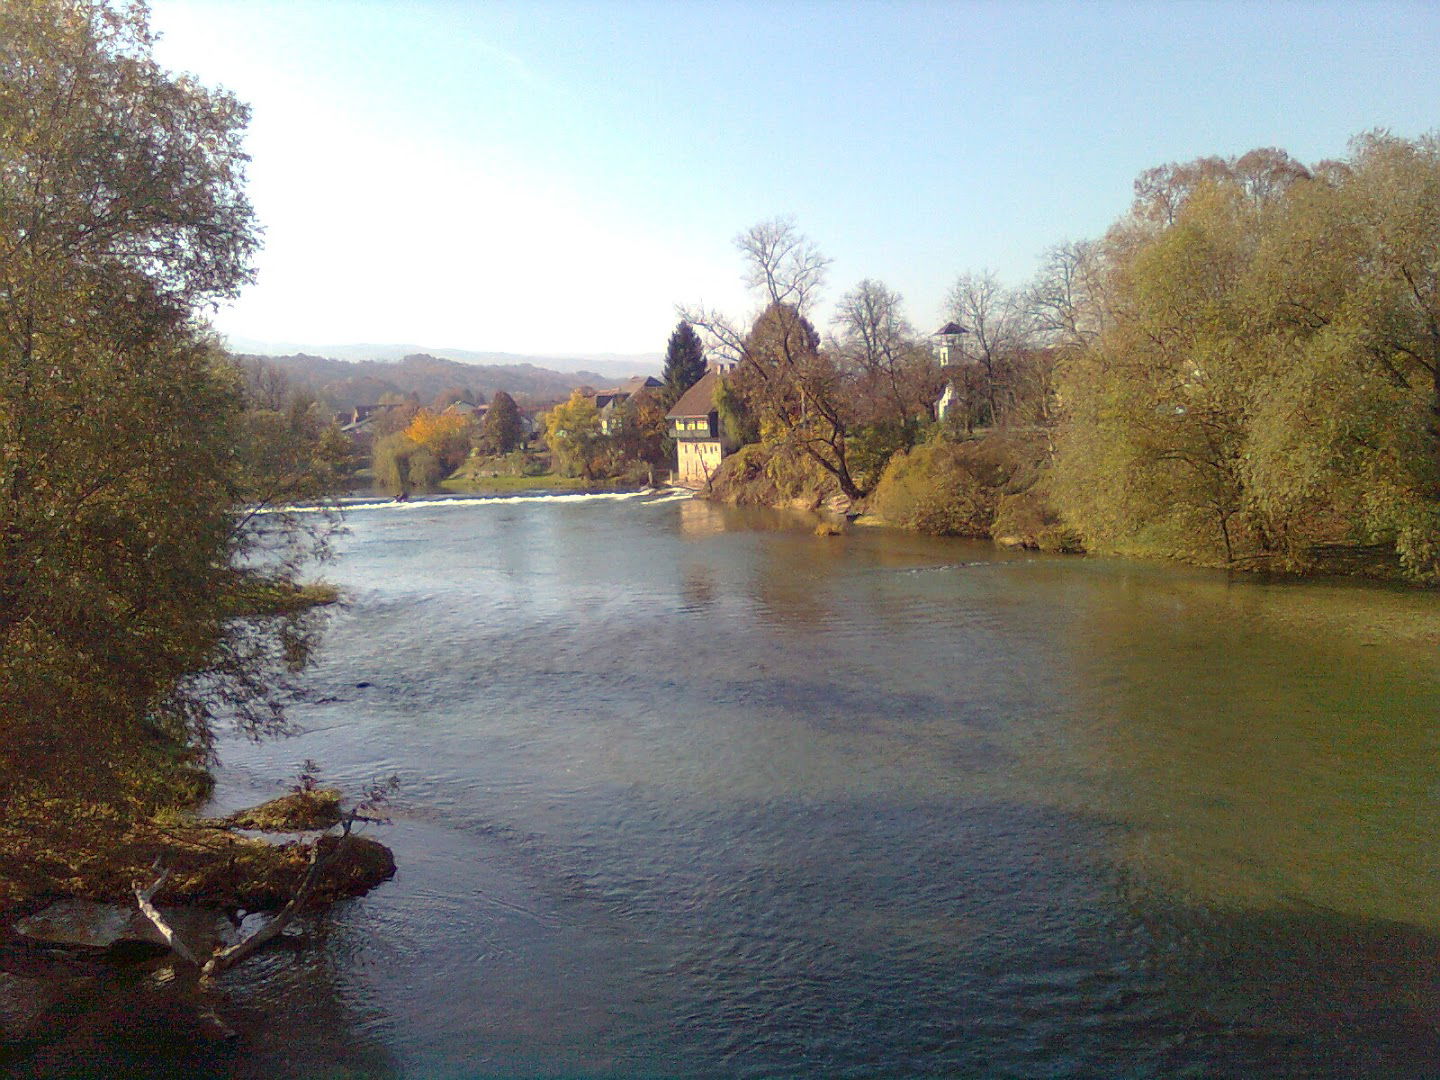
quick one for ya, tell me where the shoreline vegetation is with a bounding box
[0,0,395,1025]
[674,139,1440,585]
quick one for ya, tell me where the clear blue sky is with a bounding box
[149,0,1440,356]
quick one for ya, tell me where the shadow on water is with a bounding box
[513,788,1440,1079]
[0,915,400,1080]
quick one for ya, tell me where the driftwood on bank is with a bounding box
[200,821,345,978]
[130,786,394,981]
[132,864,202,967]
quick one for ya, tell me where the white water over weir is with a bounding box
[255,488,694,516]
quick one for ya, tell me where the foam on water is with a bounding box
[257,488,693,515]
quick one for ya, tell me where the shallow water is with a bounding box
[15,491,1440,1078]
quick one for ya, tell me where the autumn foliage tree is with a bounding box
[371,408,475,495]
[403,409,474,470]
[542,390,606,481]
[612,387,673,483]
[0,0,335,805]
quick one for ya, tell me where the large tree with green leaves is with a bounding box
[0,0,328,804]
[1052,136,1440,579]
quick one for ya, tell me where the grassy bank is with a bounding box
[439,472,627,494]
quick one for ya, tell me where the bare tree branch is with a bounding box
[132,862,203,968]
[734,217,831,313]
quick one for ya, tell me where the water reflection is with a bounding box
[2,927,400,1080]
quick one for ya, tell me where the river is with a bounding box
[27,491,1440,1077]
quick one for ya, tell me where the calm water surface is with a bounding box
[29,492,1440,1077]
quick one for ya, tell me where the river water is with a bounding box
[27,491,1440,1078]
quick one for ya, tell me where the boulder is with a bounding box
[14,899,235,954]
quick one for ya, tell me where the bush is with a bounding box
[869,439,1014,537]
[992,490,1084,552]
[871,442,996,536]
[706,442,839,508]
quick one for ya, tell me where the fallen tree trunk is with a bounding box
[200,827,345,979]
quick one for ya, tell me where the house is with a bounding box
[666,370,724,487]
[593,375,663,434]
[337,402,408,439]
[442,400,484,420]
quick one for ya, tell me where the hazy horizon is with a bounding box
[224,334,661,380]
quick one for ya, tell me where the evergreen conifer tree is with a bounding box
[662,321,707,405]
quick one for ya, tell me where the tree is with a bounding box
[662,321,707,406]
[1051,136,1440,579]
[944,270,1036,426]
[481,390,523,454]
[1027,240,1110,350]
[543,390,606,481]
[681,219,867,499]
[0,0,325,806]
[735,216,831,312]
[833,279,937,439]
[431,385,475,411]
[611,387,672,483]
[733,303,867,499]
[403,408,474,471]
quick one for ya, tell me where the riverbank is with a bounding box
[0,789,394,924]
[702,430,1431,580]
[702,429,1082,552]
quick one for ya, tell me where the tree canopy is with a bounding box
[0,0,328,805]
[543,390,605,481]
[482,390,524,454]
[1051,134,1440,579]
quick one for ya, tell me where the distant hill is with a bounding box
[231,350,662,413]
[225,337,660,383]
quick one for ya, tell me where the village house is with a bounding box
[666,369,724,487]
[592,375,663,434]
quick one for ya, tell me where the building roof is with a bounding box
[665,370,720,420]
[934,321,969,337]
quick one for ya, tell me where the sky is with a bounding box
[147,0,1440,358]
